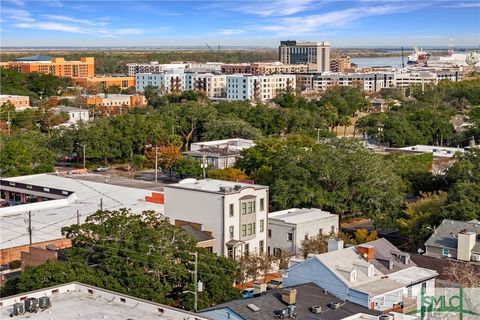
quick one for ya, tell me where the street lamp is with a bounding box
[377,124,384,148]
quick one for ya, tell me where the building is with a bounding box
[221,62,310,75]
[135,70,187,93]
[58,106,90,126]
[164,179,268,258]
[0,174,164,265]
[127,61,223,76]
[424,219,480,262]
[279,40,331,72]
[175,220,215,252]
[74,75,135,90]
[0,95,30,110]
[85,93,147,109]
[284,238,437,311]
[386,145,465,159]
[268,208,339,257]
[0,282,210,320]
[184,139,255,169]
[1,55,94,78]
[199,282,383,320]
[330,56,352,72]
[185,73,226,98]
[226,74,296,101]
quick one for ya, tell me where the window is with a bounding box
[242,225,247,236]
[247,201,252,214]
[229,226,234,239]
[242,203,247,215]
[259,219,264,232]
[247,223,253,235]
[331,225,335,233]
[244,243,249,254]
[319,228,323,234]
[442,248,449,256]
[260,198,265,211]
[268,229,272,238]
[259,240,264,253]
[287,232,293,241]
[229,204,234,217]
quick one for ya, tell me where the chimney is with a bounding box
[281,288,297,305]
[457,231,476,261]
[328,239,344,252]
[357,244,375,262]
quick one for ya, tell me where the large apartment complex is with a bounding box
[1,55,95,78]
[226,74,296,101]
[279,40,331,72]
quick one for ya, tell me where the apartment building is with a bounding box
[330,56,352,72]
[86,93,146,108]
[58,106,90,126]
[127,61,223,76]
[393,70,463,88]
[226,74,296,101]
[221,62,310,75]
[279,40,331,72]
[2,55,94,78]
[135,70,187,93]
[75,75,135,90]
[185,73,226,98]
[0,95,30,110]
[164,179,268,258]
[268,208,339,257]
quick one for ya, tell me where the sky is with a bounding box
[0,0,479,47]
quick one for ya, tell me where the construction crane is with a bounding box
[205,43,221,62]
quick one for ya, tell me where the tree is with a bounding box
[2,209,239,310]
[207,168,247,181]
[173,157,203,179]
[352,228,379,244]
[36,101,69,137]
[443,261,480,287]
[155,145,182,179]
[300,232,353,258]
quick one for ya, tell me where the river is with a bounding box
[351,56,404,68]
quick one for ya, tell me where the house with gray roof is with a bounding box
[199,282,383,320]
[283,238,437,312]
[424,219,480,262]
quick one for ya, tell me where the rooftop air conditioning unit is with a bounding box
[12,302,25,316]
[310,306,322,314]
[471,254,480,262]
[379,315,393,320]
[330,301,341,309]
[39,296,52,309]
[24,297,39,313]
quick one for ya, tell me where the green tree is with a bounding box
[173,157,203,179]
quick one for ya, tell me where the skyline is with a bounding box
[0,0,479,47]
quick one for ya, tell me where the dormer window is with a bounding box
[350,269,357,282]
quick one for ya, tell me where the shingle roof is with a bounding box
[200,282,381,320]
[180,224,214,243]
[367,238,417,274]
[424,219,480,253]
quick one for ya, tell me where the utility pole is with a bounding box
[189,252,198,313]
[76,209,80,225]
[155,145,158,183]
[7,111,11,136]
[28,211,32,246]
[82,144,86,169]
[202,152,206,179]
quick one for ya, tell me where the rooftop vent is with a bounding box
[310,306,322,314]
[247,304,260,312]
[234,184,242,191]
[330,301,341,310]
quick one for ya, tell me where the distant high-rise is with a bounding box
[279,40,331,72]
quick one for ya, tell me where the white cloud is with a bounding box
[42,15,108,26]
[7,0,25,7]
[260,3,429,35]
[217,29,245,35]
[15,22,86,34]
[229,0,322,17]
[444,2,480,8]
[2,8,34,22]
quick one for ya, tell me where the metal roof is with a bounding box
[268,208,337,225]
[14,55,52,62]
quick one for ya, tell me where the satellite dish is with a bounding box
[363,253,368,259]
[417,248,424,254]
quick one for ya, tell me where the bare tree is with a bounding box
[444,261,480,287]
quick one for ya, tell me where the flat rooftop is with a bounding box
[0,282,210,320]
[165,178,267,194]
[0,174,163,250]
[269,208,336,224]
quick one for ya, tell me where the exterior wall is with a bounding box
[0,238,72,265]
[185,153,239,169]
[0,95,30,110]
[185,73,226,98]
[64,109,90,125]
[3,57,94,78]
[425,245,458,259]
[21,246,58,271]
[283,257,353,301]
[226,74,296,101]
[279,41,331,72]
[75,76,135,90]
[164,186,268,258]
[268,220,296,256]
[164,188,224,255]
[369,289,404,311]
[135,72,186,93]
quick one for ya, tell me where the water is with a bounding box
[351,56,404,68]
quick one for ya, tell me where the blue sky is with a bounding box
[1,0,479,47]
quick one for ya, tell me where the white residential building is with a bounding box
[226,74,296,101]
[185,73,226,98]
[135,70,187,93]
[0,282,210,320]
[268,208,339,257]
[164,179,268,258]
[190,138,255,152]
[127,61,223,76]
[58,106,90,126]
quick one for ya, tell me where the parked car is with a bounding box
[95,166,109,172]
[241,288,255,299]
[267,278,283,290]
